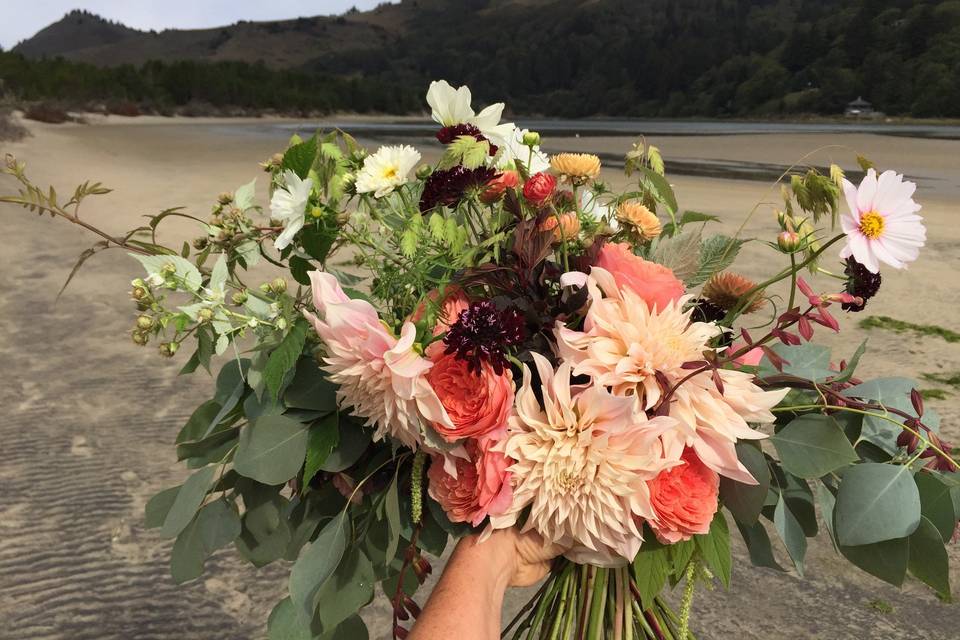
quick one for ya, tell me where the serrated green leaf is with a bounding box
[632,540,670,608]
[438,135,490,170]
[282,137,318,179]
[651,231,701,282]
[639,166,677,214]
[695,511,731,588]
[688,234,745,287]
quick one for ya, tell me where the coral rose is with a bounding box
[523,172,557,206]
[427,349,513,441]
[647,448,719,543]
[427,437,513,527]
[410,285,471,336]
[539,212,581,242]
[480,170,519,204]
[593,242,684,312]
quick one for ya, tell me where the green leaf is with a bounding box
[235,483,291,567]
[844,378,930,454]
[770,415,858,479]
[694,511,731,588]
[915,472,958,543]
[282,136,318,179]
[688,234,745,287]
[651,231,701,283]
[268,597,311,640]
[145,486,181,529]
[319,615,368,640]
[438,135,490,170]
[385,472,402,566]
[235,416,309,485]
[264,318,309,400]
[131,254,202,291]
[632,540,670,608]
[639,166,677,214]
[170,498,241,583]
[720,442,770,525]
[773,495,807,575]
[320,415,371,473]
[314,548,375,633]
[304,412,340,486]
[835,463,921,546]
[735,520,784,571]
[300,223,338,264]
[285,358,338,411]
[670,539,695,577]
[759,343,834,382]
[840,537,908,587]
[907,516,951,599]
[160,465,217,538]
[289,255,314,286]
[289,511,348,620]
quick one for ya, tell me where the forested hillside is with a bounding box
[5,0,960,117]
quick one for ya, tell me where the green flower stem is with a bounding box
[586,567,609,640]
[529,572,563,638]
[621,568,633,640]
[562,566,579,640]
[548,566,574,640]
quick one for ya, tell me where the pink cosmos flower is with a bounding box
[593,242,685,312]
[427,436,513,527]
[302,271,454,449]
[840,168,925,273]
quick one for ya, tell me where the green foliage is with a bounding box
[263,317,309,400]
[834,463,921,546]
[689,235,745,288]
[282,137,319,180]
[695,512,732,588]
[719,443,769,526]
[289,512,348,622]
[438,136,490,170]
[171,498,241,583]
[235,416,310,485]
[303,413,340,486]
[770,415,858,479]
[159,465,218,538]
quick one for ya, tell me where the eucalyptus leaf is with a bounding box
[735,520,784,571]
[385,472,402,566]
[840,537,908,587]
[759,343,833,382]
[285,358,338,411]
[770,414,858,479]
[314,548,375,633]
[844,378,934,454]
[915,472,957,545]
[145,486,180,529]
[170,498,241,584]
[835,463,921,546]
[304,412,340,485]
[160,465,217,539]
[268,597,311,640]
[289,511,348,620]
[773,495,807,575]
[235,416,309,485]
[907,516,951,599]
[719,442,769,525]
[320,415,371,473]
[319,615,368,640]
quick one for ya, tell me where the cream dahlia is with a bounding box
[355,145,421,198]
[555,267,787,483]
[302,271,453,448]
[491,353,677,565]
[840,168,925,273]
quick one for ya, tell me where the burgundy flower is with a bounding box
[842,257,882,312]
[443,300,526,374]
[420,166,498,212]
[436,123,498,156]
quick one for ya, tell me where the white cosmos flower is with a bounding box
[839,168,925,273]
[498,126,550,174]
[355,145,421,198]
[426,80,515,148]
[270,170,312,251]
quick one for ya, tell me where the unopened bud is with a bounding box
[131,278,146,288]
[310,205,324,219]
[259,282,271,293]
[415,164,433,180]
[136,315,153,330]
[522,131,541,147]
[131,331,149,346]
[276,317,288,331]
[159,342,179,357]
[231,290,248,305]
[197,308,214,322]
[131,286,149,301]
[160,262,177,277]
[192,237,208,250]
[217,192,233,205]
[270,153,283,167]
[270,277,287,294]
[777,230,801,253]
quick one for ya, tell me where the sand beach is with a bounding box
[1,114,958,639]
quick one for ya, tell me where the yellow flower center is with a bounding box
[382,166,398,180]
[554,470,583,492]
[858,210,885,239]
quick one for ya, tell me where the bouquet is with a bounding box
[3,80,957,640]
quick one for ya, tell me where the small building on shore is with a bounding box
[845,96,876,117]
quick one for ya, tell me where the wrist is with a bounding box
[455,531,518,594]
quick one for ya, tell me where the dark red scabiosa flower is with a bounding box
[443,300,526,375]
[689,297,727,324]
[435,123,498,156]
[419,165,498,212]
[842,257,882,312]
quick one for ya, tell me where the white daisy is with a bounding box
[270,170,312,251]
[840,168,925,273]
[355,145,421,198]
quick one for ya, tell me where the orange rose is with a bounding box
[427,437,513,527]
[426,349,514,442]
[480,170,519,204]
[593,242,685,312]
[522,172,556,205]
[647,449,719,543]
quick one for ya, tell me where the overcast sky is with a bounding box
[0,1,395,49]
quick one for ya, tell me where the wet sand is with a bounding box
[1,115,958,639]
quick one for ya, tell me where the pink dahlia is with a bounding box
[490,353,677,566]
[302,271,454,449]
[840,168,925,273]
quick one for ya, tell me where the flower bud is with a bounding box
[259,282,272,293]
[197,308,214,322]
[131,331,149,346]
[159,342,178,357]
[231,290,248,306]
[217,192,233,205]
[309,205,324,219]
[276,317,288,331]
[160,262,177,277]
[131,286,149,301]
[136,315,154,330]
[192,237,208,250]
[270,153,283,167]
[522,131,541,147]
[270,277,287,294]
[415,164,433,180]
[777,230,801,253]
[131,278,146,288]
